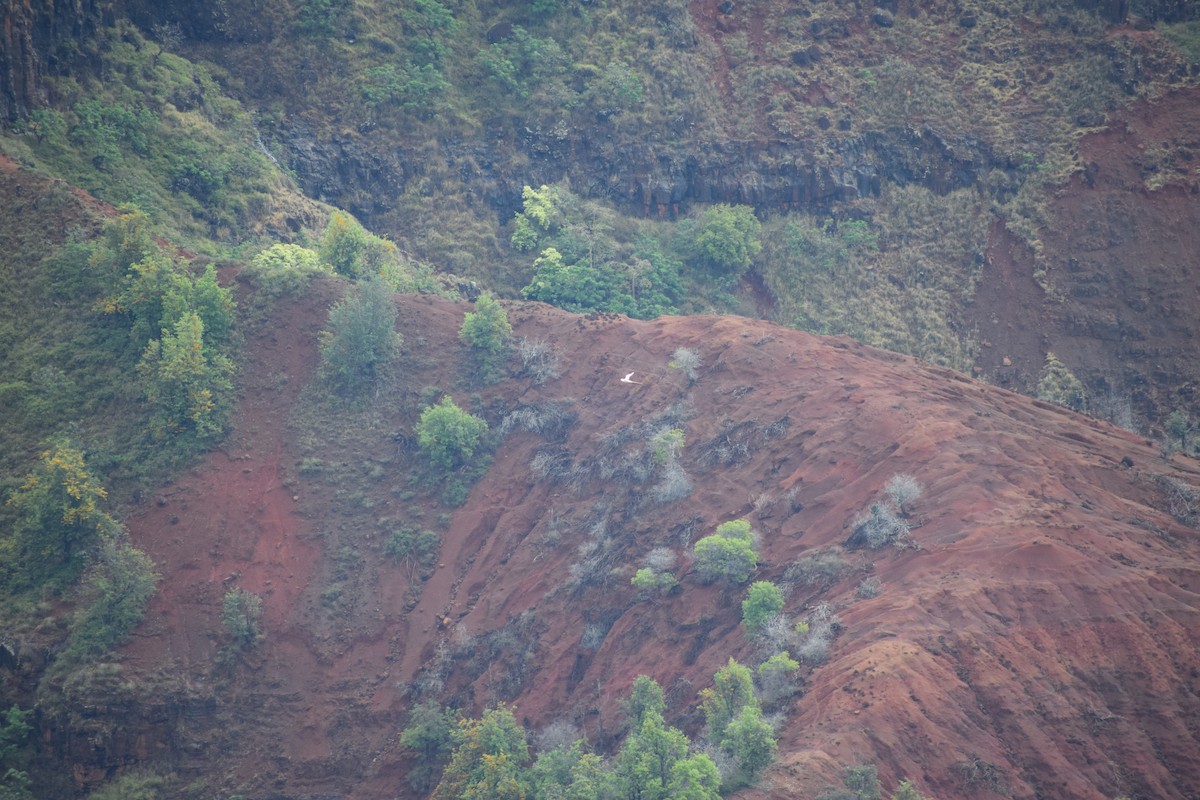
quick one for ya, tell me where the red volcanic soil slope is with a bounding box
[115,286,1200,800]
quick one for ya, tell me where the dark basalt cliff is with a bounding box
[1,0,108,121]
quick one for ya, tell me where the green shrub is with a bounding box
[890,780,929,800]
[64,535,158,661]
[720,704,776,788]
[385,526,439,571]
[320,211,396,279]
[221,588,264,648]
[399,701,458,792]
[756,652,799,707]
[459,292,512,382]
[843,764,882,800]
[693,519,758,584]
[741,581,784,635]
[88,771,169,800]
[243,243,331,300]
[5,442,116,589]
[319,278,401,396]
[1166,409,1192,452]
[631,567,678,594]
[137,311,234,441]
[687,204,762,279]
[699,658,756,742]
[416,396,488,471]
[649,428,686,465]
[1036,352,1086,412]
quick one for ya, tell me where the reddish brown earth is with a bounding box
[975,85,1200,430]
[111,286,1200,799]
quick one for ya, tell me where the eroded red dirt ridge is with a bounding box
[122,289,1200,799]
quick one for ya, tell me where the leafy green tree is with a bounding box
[511,185,563,251]
[720,704,776,787]
[0,706,31,800]
[402,0,459,64]
[99,254,190,347]
[416,396,489,471]
[843,764,882,800]
[1036,352,1086,412]
[742,581,785,635]
[176,264,236,347]
[625,676,666,728]
[65,535,158,661]
[612,710,690,800]
[137,311,234,439]
[5,442,116,587]
[434,706,530,800]
[460,293,513,382]
[222,587,264,648]
[319,211,402,279]
[0,768,33,800]
[692,520,758,584]
[666,754,721,800]
[319,278,401,396]
[699,658,756,742]
[0,707,31,766]
[689,205,762,278]
[97,219,234,351]
[400,701,458,792]
[521,247,626,313]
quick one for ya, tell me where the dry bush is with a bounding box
[1155,474,1200,527]
[653,461,693,503]
[782,548,851,593]
[516,337,562,384]
[499,400,578,441]
[641,546,677,571]
[669,346,703,383]
[883,473,922,516]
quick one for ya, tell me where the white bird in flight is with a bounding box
[621,372,637,384]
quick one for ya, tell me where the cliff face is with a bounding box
[0,0,108,121]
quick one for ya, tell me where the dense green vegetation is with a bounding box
[410,672,766,799]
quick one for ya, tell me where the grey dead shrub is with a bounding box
[669,346,703,383]
[536,720,580,753]
[884,473,923,516]
[753,613,797,659]
[499,400,577,441]
[856,576,882,599]
[782,548,851,593]
[848,503,911,549]
[653,461,693,503]
[641,546,677,571]
[1155,474,1200,527]
[517,337,562,384]
[796,603,840,665]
